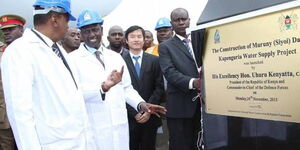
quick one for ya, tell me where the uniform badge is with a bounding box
[2,16,8,22]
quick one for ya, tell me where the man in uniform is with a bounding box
[0,14,25,150]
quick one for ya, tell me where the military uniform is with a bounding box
[0,14,25,150]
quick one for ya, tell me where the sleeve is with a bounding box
[120,58,145,111]
[158,43,192,93]
[1,46,42,150]
[126,103,138,118]
[147,57,164,105]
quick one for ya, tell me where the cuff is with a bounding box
[189,78,195,89]
[100,83,106,100]
[137,102,146,114]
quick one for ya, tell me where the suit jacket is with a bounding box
[158,35,200,118]
[123,52,164,129]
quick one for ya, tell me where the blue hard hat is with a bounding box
[155,17,172,30]
[77,10,104,28]
[33,0,76,21]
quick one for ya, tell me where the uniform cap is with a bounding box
[33,0,76,21]
[155,17,172,30]
[77,10,104,28]
[0,14,26,29]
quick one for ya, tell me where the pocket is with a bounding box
[36,116,84,145]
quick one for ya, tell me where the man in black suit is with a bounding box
[158,8,202,150]
[123,25,164,150]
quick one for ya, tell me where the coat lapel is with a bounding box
[124,53,141,89]
[78,44,101,66]
[173,36,194,61]
[139,52,148,80]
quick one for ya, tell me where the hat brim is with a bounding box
[69,14,76,21]
[0,24,19,30]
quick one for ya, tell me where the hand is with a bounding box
[135,112,150,124]
[139,102,167,118]
[102,66,124,92]
[193,78,200,91]
[134,113,142,122]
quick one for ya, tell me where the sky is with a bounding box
[0,0,208,45]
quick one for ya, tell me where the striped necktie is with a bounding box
[52,43,62,58]
[95,51,105,69]
[182,39,193,56]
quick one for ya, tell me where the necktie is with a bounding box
[133,56,141,77]
[182,39,193,56]
[95,51,105,69]
[52,43,62,58]
[52,43,78,89]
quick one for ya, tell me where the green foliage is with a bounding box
[0,30,3,43]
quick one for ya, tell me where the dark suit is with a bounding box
[158,35,201,150]
[123,52,164,150]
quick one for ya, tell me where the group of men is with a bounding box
[0,0,202,150]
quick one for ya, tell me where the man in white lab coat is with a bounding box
[69,10,166,150]
[1,0,96,150]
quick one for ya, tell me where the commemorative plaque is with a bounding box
[204,7,300,123]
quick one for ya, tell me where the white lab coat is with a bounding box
[69,45,144,150]
[1,29,94,150]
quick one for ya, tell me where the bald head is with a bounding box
[108,25,123,35]
[107,25,124,52]
[170,8,190,37]
[61,27,81,53]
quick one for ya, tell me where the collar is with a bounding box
[176,34,191,42]
[32,28,55,47]
[84,44,104,54]
[129,50,143,59]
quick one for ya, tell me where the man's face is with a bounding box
[144,31,153,49]
[80,24,103,49]
[171,10,190,36]
[62,28,81,52]
[107,28,124,48]
[156,27,173,43]
[2,26,23,45]
[126,29,144,51]
[54,13,69,42]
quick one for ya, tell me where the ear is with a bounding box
[100,26,103,36]
[51,14,59,28]
[20,27,24,34]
